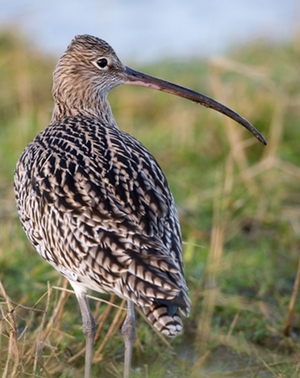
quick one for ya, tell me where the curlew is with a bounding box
[14,35,266,378]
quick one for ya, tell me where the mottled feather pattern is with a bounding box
[15,114,190,335]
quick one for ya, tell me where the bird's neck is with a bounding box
[50,96,117,127]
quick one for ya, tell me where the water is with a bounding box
[0,0,297,62]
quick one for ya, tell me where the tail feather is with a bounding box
[142,303,183,337]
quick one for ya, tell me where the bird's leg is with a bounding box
[76,292,96,378]
[122,300,136,378]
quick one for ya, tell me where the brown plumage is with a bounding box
[14,35,265,378]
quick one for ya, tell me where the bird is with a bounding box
[14,34,266,378]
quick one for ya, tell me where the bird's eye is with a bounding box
[96,58,108,69]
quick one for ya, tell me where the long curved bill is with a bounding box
[124,66,266,145]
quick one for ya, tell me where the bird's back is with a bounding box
[14,115,190,336]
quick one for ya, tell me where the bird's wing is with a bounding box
[15,117,187,307]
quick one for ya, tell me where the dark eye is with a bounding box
[96,58,108,69]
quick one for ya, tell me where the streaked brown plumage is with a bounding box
[14,35,266,378]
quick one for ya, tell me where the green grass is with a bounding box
[0,29,300,377]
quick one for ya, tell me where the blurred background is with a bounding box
[0,1,300,377]
[0,0,298,61]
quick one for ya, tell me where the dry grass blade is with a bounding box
[262,94,286,161]
[52,287,126,310]
[94,298,126,362]
[44,279,70,335]
[94,295,118,345]
[30,281,52,376]
[291,362,300,378]
[190,350,211,377]
[196,176,226,348]
[225,311,240,342]
[195,139,238,349]
[209,62,261,198]
[259,358,278,377]
[0,282,20,378]
[284,258,300,336]
[209,57,276,90]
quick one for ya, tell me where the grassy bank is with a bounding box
[0,29,299,377]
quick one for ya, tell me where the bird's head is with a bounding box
[52,35,127,114]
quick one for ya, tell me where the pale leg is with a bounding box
[122,300,136,378]
[76,292,96,378]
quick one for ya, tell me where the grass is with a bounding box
[0,28,300,377]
